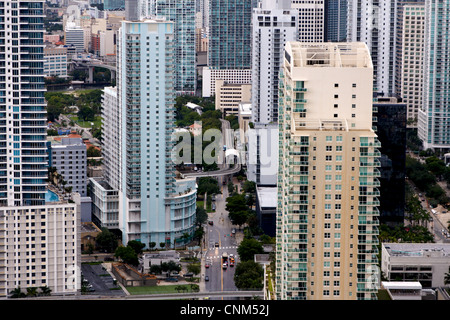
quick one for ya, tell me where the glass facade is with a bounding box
[151,0,197,95]
[324,0,347,42]
[0,1,47,207]
[208,0,257,69]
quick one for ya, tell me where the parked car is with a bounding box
[205,275,209,281]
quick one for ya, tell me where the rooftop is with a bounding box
[383,243,450,257]
[256,187,277,208]
[286,42,373,69]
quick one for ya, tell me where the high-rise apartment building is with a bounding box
[117,19,197,247]
[0,0,80,297]
[276,42,380,300]
[418,0,450,151]
[396,3,425,127]
[347,0,424,96]
[1,1,48,207]
[324,0,347,42]
[291,0,324,42]
[148,0,197,95]
[251,0,297,124]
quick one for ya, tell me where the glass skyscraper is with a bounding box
[208,0,257,69]
[324,0,347,42]
[149,0,197,95]
[0,0,48,207]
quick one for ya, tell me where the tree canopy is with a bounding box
[233,260,264,289]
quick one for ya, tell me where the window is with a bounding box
[326,155,332,161]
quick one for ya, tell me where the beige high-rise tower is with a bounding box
[276,42,380,300]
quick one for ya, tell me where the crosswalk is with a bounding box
[203,246,238,259]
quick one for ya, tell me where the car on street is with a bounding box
[205,261,210,268]
[205,275,209,281]
[215,242,219,247]
[208,220,213,225]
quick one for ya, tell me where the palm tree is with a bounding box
[26,287,38,297]
[39,286,52,296]
[9,287,25,298]
[444,267,450,286]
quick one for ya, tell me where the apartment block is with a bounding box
[417,0,450,151]
[48,137,88,197]
[397,3,425,127]
[276,42,380,300]
[251,0,297,124]
[117,19,197,247]
[0,202,80,297]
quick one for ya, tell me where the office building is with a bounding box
[148,0,197,95]
[324,0,347,42]
[215,80,251,117]
[44,45,68,78]
[0,0,80,297]
[65,23,85,54]
[417,0,450,151]
[117,19,197,247]
[372,97,406,226]
[202,68,252,98]
[396,3,425,127]
[251,0,297,124]
[276,42,380,300]
[291,0,324,42]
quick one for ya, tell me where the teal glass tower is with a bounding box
[0,0,48,207]
[151,0,196,95]
[118,19,197,248]
[208,0,258,69]
[418,0,450,151]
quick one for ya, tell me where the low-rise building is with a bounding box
[382,243,450,288]
[215,80,251,117]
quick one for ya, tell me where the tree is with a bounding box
[229,210,249,229]
[78,105,96,122]
[187,263,201,275]
[26,287,38,297]
[444,267,450,286]
[234,260,264,289]
[197,177,221,195]
[114,246,139,266]
[148,242,156,250]
[127,240,146,255]
[195,207,208,226]
[9,287,26,298]
[237,238,264,262]
[87,146,101,157]
[150,265,162,274]
[243,180,256,194]
[39,286,52,296]
[95,227,118,252]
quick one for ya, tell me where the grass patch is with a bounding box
[71,115,102,128]
[126,284,197,295]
